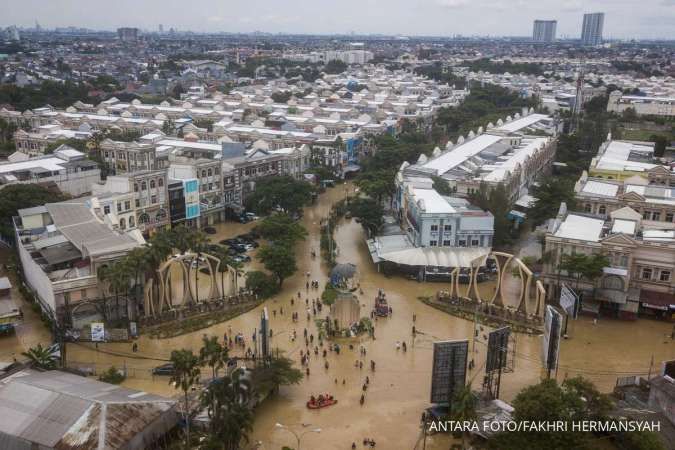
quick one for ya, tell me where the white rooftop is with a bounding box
[411,187,456,214]
[581,180,620,197]
[422,134,503,174]
[554,214,605,242]
[611,219,636,235]
[594,140,661,173]
[494,114,550,133]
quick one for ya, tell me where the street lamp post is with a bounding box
[275,423,321,450]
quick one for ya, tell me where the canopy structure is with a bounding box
[373,244,490,269]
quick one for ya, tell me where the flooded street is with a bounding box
[12,184,675,450]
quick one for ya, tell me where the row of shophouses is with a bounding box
[541,138,675,320]
[5,69,466,333]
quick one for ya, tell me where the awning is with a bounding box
[376,246,490,269]
[640,290,675,310]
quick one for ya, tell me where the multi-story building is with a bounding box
[533,20,557,43]
[588,138,673,183]
[92,170,170,237]
[607,91,675,118]
[574,171,675,226]
[542,204,674,320]
[581,12,604,46]
[13,124,92,156]
[14,198,142,327]
[0,146,100,196]
[401,180,494,249]
[168,160,224,226]
[100,139,159,174]
[400,112,558,206]
[117,27,139,42]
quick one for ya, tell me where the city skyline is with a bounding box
[1,0,674,40]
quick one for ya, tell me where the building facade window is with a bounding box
[141,181,147,190]
[652,212,660,221]
[444,224,452,231]
[158,178,163,187]
[429,240,438,247]
[471,239,480,247]
[641,268,653,280]
[598,205,606,215]
[150,180,156,189]
[666,213,674,223]
[584,204,592,213]
[660,270,671,282]
[430,225,438,232]
[443,240,452,246]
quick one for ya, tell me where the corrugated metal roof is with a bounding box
[0,370,177,450]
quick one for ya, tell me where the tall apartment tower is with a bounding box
[581,13,604,46]
[533,20,557,42]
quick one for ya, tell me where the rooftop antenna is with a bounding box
[571,55,585,133]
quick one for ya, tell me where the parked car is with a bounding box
[233,254,251,264]
[244,212,259,221]
[203,226,217,234]
[152,363,175,376]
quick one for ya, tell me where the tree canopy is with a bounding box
[244,176,315,215]
[257,243,297,287]
[0,184,68,240]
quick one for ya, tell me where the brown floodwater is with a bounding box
[31,184,675,450]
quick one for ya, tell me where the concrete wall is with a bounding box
[16,238,56,314]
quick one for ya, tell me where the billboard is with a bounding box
[486,327,510,373]
[91,322,105,342]
[430,339,468,404]
[560,284,578,318]
[542,306,562,372]
[260,307,269,358]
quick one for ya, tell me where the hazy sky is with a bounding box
[1,0,674,39]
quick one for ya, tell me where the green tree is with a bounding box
[170,349,201,448]
[244,176,315,215]
[245,270,280,299]
[450,385,478,449]
[431,176,453,195]
[650,135,668,158]
[529,178,577,225]
[192,118,215,132]
[254,213,307,245]
[199,368,253,450]
[355,169,395,204]
[161,118,175,135]
[199,335,228,381]
[98,366,126,384]
[323,59,347,74]
[559,253,610,292]
[347,197,384,236]
[468,182,513,248]
[258,244,297,287]
[22,343,58,370]
[249,355,303,395]
[271,91,293,103]
[489,379,589,449]
[0,184,67,239]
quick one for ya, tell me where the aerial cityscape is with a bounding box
[0,1,674,449]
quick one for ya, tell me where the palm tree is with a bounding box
[172,225,193,254]
[451,384,477,449]
[212,246,236,300]
[200,368,253,450]
[199,335,228,381]
[22,343,58,370]
[108,261,132,321]
[170,349,201,449]
[97,265,111,320]
[125,247,148,311]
